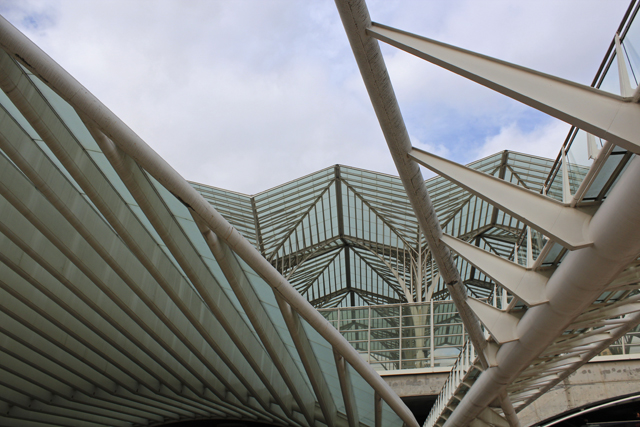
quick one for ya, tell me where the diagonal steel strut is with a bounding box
[334,0,489,368]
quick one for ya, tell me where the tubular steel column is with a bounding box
[430,300,435,368]
[367,306,372,364]
[334,0,487,365]
[399,304,403,369]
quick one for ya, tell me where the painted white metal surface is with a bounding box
[0,13,413,427]
[366,22,640,155]
[337,2,640,427]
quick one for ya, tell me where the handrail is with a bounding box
[320,300,468,371]
[423,339,478,427]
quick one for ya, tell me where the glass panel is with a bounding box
[599,55,621,95]
[583,153,625,199]
[340,308,368,320]
[433,347,461,367]
[566,129,599,193]
[530,228,548,263]
[623,15,640,85]
[542,242,564,266]
[624,324,640,355]
[402,337,430,349]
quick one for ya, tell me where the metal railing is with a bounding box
[421,325,640,427]
[423,340,479,427]
[318,301,467,371]
[600,323,640,357]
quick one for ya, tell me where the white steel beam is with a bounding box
[614,34,634,98]
[441,235,548,306]
[0,57,236,401]
[0,14,418,427]
[569,303,640,329]
[274,292,342,427]
[91,130,294,420]
[0,50,281,423]
[334,351,359,427]
[0,315,204,421]
[476,407,509,427]
[333,0,488,369]
[367,23,640,155]
[466,299,519,344]
[0,176,176,394]
[410,148,593,250]
[607,262,640,290]
[513,311,640,412]
[541,333,613,358]
[194,218,318,426]
[517,357,582,378]
[0,159,257,420]
[374,32,640,427]
[374,392,382,427]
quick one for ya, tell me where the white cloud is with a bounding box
[0,0,629,193]
[410,135,450,159]
[476,120,571,160]
[374,0,628,166]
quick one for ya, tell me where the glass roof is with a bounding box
[192,151,559,308]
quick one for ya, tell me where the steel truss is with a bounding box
[336,1,640,427]
[196,156,560,309]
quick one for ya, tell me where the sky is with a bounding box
[0,0,630,194]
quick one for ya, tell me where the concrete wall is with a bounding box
[382,371,449,398]
[380,357,640,426]
[518,357,640,426]
[382,371,449,425]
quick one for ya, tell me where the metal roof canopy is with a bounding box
[194,152,562,309]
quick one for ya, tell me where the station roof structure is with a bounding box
[333,0,640,426]
[1,1,640,427]
[0,14,414,427]
[193,152,565,308]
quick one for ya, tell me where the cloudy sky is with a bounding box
[0,0,630,194]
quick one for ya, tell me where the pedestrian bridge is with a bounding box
[322,301,640,425]
[381,353,640,427]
